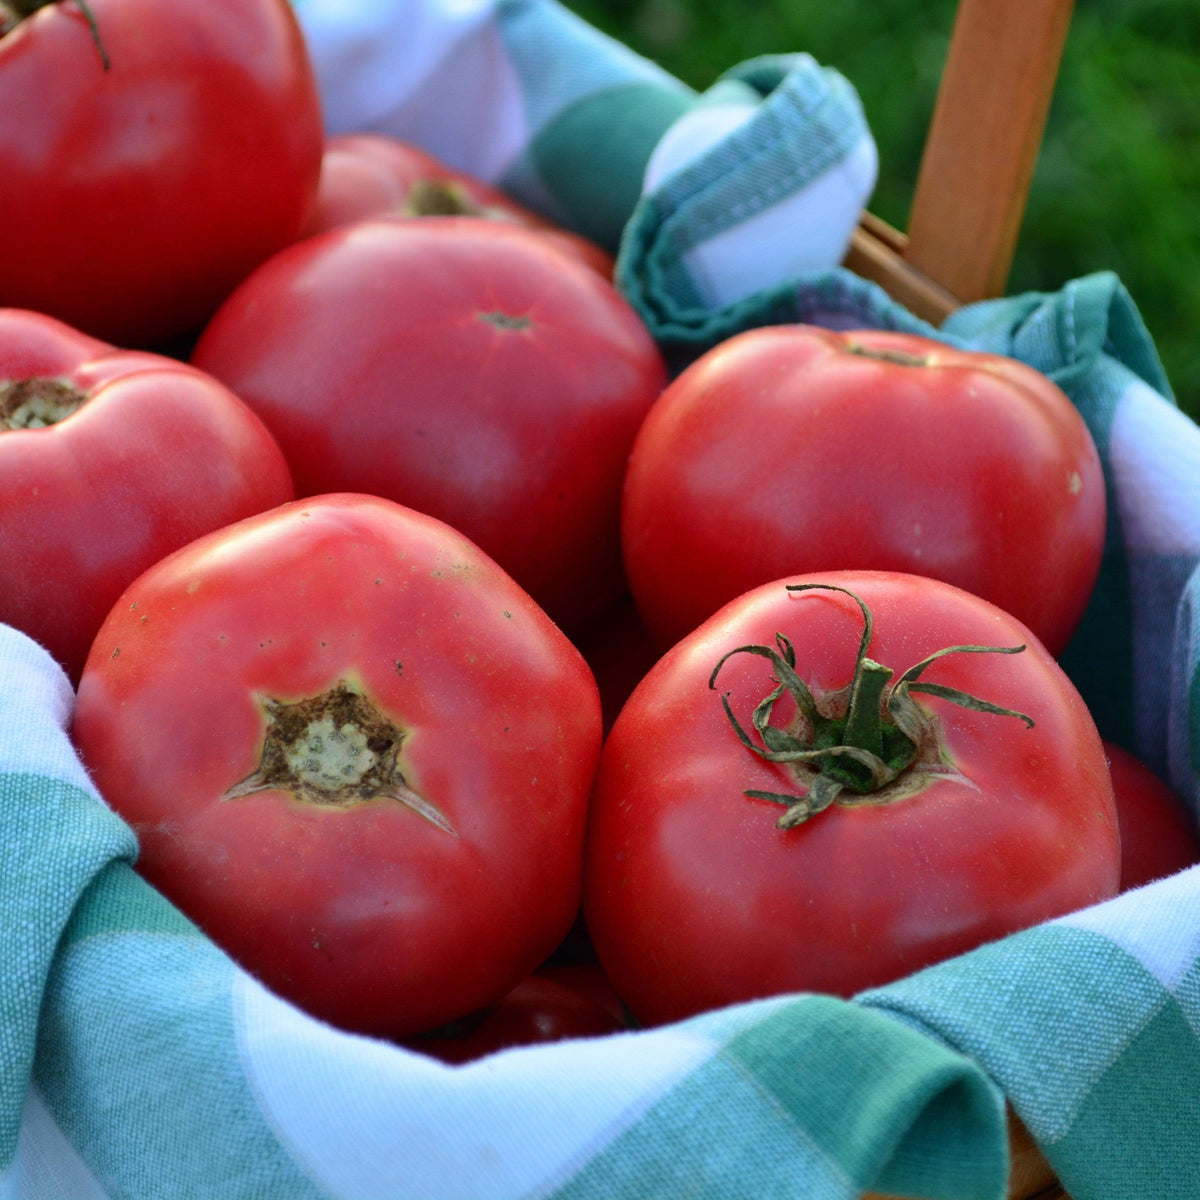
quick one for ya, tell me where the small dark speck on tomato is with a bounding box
[503,610,512,619]
[395,661,403,676]
[111,647,119,659]
[375,578,383,585]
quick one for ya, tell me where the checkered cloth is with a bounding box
[4,1,1199,1197]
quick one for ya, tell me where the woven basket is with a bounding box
[847,3,1077,1196]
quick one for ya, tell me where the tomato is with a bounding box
[402,966,627,1064]
[621,325,1106,657]
[303,132,615,278]
[0,0,322,347]
[191,216,667,633]
[1104,741,1200,891]
[536,962,629,1028]
[0,308,294,682]
[583,571,1119,1027]
[71,493,603,1040]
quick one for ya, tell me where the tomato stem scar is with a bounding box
[0,377,87,430]
[477,311,532,331]
[223,682,457,835]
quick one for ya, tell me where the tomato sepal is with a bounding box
[711,583,1035,828]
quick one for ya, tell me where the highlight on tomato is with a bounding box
[71,493,604,1040]
[583,570,1120,1027]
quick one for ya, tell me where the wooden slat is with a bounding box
[860,1109,1065,1200]
[902,0,1074,303]
[1005,1112,1064,1199]
[842,218,961,326]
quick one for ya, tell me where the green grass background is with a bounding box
[564,0,1200,421]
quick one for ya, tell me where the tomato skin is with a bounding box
[71,494,603,1039]
[402,967,626,1064]
[0,309,294,682]
[583,570,1119,1027]
[1104,741,1200,890]
[304,132,615,278]
[621,326,1106,656]
[0,0,323,347]
[191,216,666,632]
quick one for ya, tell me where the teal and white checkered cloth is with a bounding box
[5,1,1200,1196]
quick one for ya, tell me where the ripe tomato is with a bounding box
[402,966,626,1064]
[1104,741,1200,891]
[303,132,614,278]
[0,0,323,347]
[0,308,294,682]
[71,494,603,1040]
[191,216,667,633]
[583,571,1119,1027]
[621,326,1106,656]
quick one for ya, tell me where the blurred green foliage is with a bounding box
[565,0,1200,420]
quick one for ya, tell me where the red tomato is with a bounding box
[304,132,615,278]
[191,216,667,633]
[402,966,626,1064]
[71,494,603,1040]
[621,326,1106,656]
[536,962,629,1028]
[0,309,294,682]
[1104,741,1200,890]
[0,0,322,347]
[583,571,1119,1027]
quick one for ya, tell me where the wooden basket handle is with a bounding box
[844,0,1074,323]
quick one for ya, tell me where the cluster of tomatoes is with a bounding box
[4,0,1198,1060]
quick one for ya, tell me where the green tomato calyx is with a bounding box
[709,584,1034,829]
[223,682,457,836]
